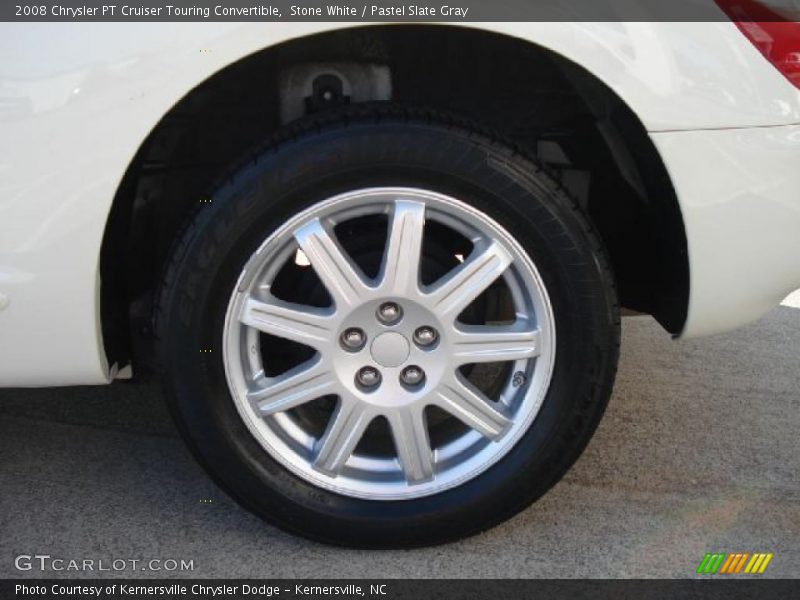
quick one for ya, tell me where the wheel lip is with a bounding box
[222,187,557,500]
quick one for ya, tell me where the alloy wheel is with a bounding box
[223,187,556,500]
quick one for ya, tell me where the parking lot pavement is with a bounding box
[1,305,798,579]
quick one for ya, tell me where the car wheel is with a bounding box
[155,106,619,548]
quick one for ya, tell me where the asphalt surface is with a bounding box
[1,299,799,579]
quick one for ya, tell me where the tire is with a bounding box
[155,106,620,548]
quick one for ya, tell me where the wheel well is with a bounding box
[100,25,689,374]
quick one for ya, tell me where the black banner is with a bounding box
[0,0,785,23]
[3,579,800,600]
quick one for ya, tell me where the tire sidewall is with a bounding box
[158,117,618,546]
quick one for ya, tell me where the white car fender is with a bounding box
[1,21,798,385]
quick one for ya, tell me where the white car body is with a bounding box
[1,21,799,386]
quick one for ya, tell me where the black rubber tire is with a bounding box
[155,106,620,548]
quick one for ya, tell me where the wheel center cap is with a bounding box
[370,332,410,368]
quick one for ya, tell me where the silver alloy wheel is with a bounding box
[223,188,556,500]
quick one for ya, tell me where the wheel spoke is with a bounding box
[452,324,541,364]
[240,296,333,350]
[434,377,511,440]
[249,359,336,415]
[426,241,512,319]
[312,397,373,476]
[294,218,372,309]
[378,200,426,296]
[388,408,435,484]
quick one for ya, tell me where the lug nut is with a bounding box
[341,328,366,351]
[356,366,381,389]
[377,302,402,324]
[413,326,438,347]
[400,366,425,387]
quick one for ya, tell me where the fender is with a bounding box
[0,21,798,385]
